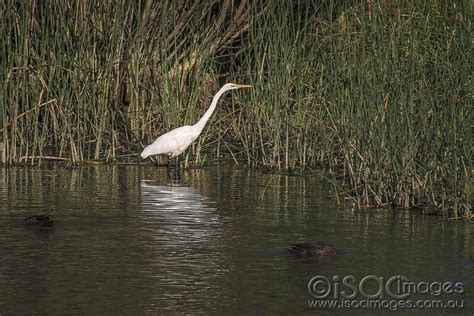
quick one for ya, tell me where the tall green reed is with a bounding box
[1,0,252,164]
[0,0,471,215]
[235,1,471,215]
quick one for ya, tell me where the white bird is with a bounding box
[141,83,251,159]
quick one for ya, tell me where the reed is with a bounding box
[236,1,472,215]
[0,0,251,164]
[0,1,471,216]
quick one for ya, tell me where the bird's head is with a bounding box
[224,83,252,90]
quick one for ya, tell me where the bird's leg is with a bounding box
[166,153,180,169]
[174,156,179,169]
[166,153,173,168]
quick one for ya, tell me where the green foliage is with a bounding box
[0,0,472,215]
[233,1,472,215]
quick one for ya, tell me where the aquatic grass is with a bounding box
[1,0,251,162]
[234,1,472,215]
[0,1,471,215]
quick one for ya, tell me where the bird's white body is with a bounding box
[141,125,198,158]
[141,83,251,159]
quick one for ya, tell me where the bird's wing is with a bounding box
[147,125,195,155]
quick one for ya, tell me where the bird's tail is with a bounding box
[140,145,153,159]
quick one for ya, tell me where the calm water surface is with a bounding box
[0,165,471,315]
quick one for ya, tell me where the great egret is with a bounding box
[141,83,251,160]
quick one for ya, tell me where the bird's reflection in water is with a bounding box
[140,180,221,244]
[139,179,226,302]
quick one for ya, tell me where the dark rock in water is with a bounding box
[24,215,55,228]
[287,242,338,257]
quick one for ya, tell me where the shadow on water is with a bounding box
[0,165,472,314]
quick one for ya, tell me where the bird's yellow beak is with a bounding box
[232,84,252,89]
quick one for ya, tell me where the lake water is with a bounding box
[0,165,471,314]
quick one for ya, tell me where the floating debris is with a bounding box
[24,215,55,228]
[287,242,338,257]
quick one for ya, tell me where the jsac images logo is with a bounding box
[307,275,464,311]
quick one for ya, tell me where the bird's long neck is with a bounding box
[193,86,228,134]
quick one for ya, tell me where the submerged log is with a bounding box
[287,242,338,257]
[24,215,55,228]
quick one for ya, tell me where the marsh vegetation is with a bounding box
[0,1,472,215]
